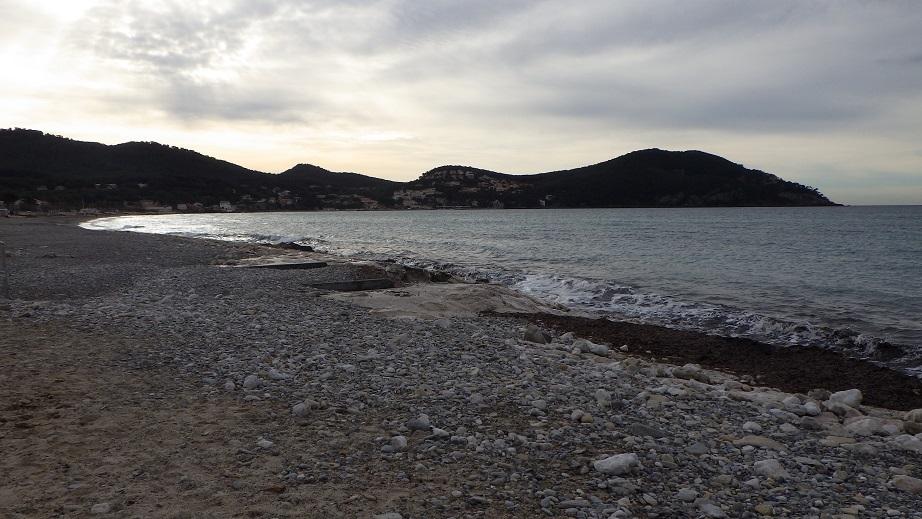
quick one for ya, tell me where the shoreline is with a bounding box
[3,217,922,517]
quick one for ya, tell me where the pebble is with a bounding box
[242,374,261,389]
[90,503,111,514]
[593,453,639,475]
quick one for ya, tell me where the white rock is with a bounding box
[827,389,862,408]
[268,368,291,380]
[90,503,111,514]
[803,401,821,416]
[753,459,789,480]
[892,434,922,453]
[374,513,404,519]
[574,339,610,356]
[256,438,274,449]
[593,453,639,475]
[242,374,261,389]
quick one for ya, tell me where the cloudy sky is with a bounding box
[3,0,921,204]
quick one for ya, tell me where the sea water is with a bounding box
[83,206,922,371]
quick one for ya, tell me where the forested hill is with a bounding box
[0,129,836,211]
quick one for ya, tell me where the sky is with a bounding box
[2,1,921,204]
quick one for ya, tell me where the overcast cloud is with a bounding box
[2,0,921,203]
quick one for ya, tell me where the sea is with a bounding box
[82,206,922,374]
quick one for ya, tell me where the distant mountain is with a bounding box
[0,129,836,212]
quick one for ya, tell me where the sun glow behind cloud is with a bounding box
[2,0,922,203]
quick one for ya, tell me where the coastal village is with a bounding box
[2,168,537,216]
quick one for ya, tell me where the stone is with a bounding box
[733,435,787,451]
[242,374,261,389]
[223,380,235,391]
[824,400,859,417]
[890,475,922,494]
[523,324,549,344]
[574,338,610,356]
[676,488,698,502]
[754,503,774,516]
[256,438,274,449]
[844,417,902,436]
[828,389,862,408]
[892,434,922,453]
[686,442,709,455]
[593,453,639,475]
[90,503,111,514]
[753,459,789,480]
[374,514,404,519]
[268,368,290,380]
[742,421,763,434]
[699,502,726,518]
[292,402,309,417]
[595,389,613,408]
[391,435,408,452]
[903,408,922,422]
[671,363,711,383]
[407,414,431,431]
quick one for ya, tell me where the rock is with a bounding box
[676,488,698,502]
[733,435,787,451]
[754,503,775,516]
[803,401,821,416]
[742,421,763,433]
[374,513,404,519]
[904,408,922,423]
[671,363,712,383]
[593,453,639,475]
[827,389,862,408]
[892,434,922,453]
[523,324,549,344]
[256,438,275,449]
[406,414,431,431]
[753,459,789,480]
[574,338,610,356]
[390,435,408,452]
[844,417,903,436]
[242,374,262,389]
[595,389,612,408]
[890,475,922,494]
[824,400,860,417]
[223,380,235,391]
[686,442,709,455]
[268,368,291,380]
[90,503,111,514]
[292,401,311,417]
[532,399,548,411]
[699,502,726,518]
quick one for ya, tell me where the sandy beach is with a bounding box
[2,217,922,518]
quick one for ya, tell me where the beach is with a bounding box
[2,217,922,518]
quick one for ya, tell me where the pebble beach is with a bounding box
[2,217,922,518]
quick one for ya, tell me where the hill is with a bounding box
[0,129,836,212]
